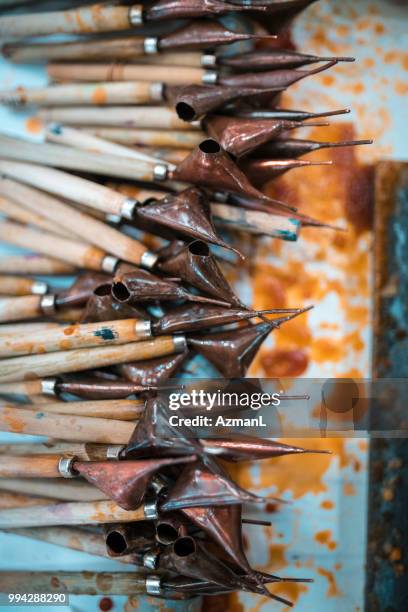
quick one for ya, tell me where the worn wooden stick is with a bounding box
[0,492,56,509]
[0,255,75,276]
[1,81,163,106]
[0,335,186,382]
[0,571,148,595]
[16,399,144,420]
[0,136,160,183]
[0,195,77,239]
[0,442,114,462]
[135,51,206,68]
[0,221,114,273]
[0,318,154,358]
[0,3,139,38]
[38,106,197,129]
[47,62,206,85]
[0,455,63,478]
[83,127,204,148]
[0,499,148,528]
[0,405,136,443]
[0,159,162,219]
[0,178,154,267]
[0,478,105,502]
[0,275,47,297]
[0,295,44,323]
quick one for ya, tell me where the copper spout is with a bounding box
[166,84,282,122]
[155,513,190,545]
[218,49,354,71]
[111,267,231,307]
[171,139,278,203]
[104,521,156,556]
[73,456,194,510]
[152,303,291,335]
[159,241,242,307]
[136,187,240,253]
[144,0,267,21]
[203,115,301,158]
[188,309,310,376]
[233,107,350,121]
[256,137,373,159]
[159,20,268,51]
[117,351,189,386]
[201,436,331,461]
[219,60,338,90]
[55,273,110,309]
[56,377,158,400]
[240,158,333,187]
[81,283,148,323]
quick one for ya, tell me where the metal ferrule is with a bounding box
[58,456,78,479]
[150,474,168,495]
[149,82,164,102]
[120,198,138,221]
[101,255,119,274]
[143,550,159,570]
[40,378,57,396]
[144,37,158,55]
[153,163,168,182]
[128,5,143,26]
[213,191,229,203]
[201,54,217,68]
[105,213,121,224]
[145,575,161,595]
[144,499,159,520]
[31,281,48,296]
[173,335,187,353]
[202,71,218,85]
[140,251,159,270]
[135,319,152,340]
[106,445,125,460]
[40,294,56,316]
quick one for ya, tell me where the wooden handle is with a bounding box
[38,106,196,130]
[0,478,106,502]
[0,3,134,38]
[83,127,203,148]
[0,405,135,443]
[0,455,61,478]
[0,178,149,265]
[0,296,42,323]
[6,37,145,63]
[0,220,107,271]
[0,160,132,217]
[0,499,146,528]
[0,195,76,239]
[0,255,75,276]
[6,81,159,106]
[47,62,205,85]
[26,399,144,421]
[0,571,147,595]
[0,442,111,462]
[0,335,184,382]
[0,492,56,509]
[135,51,204,68]
[0,275,47,297]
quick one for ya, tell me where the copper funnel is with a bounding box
[136,187,238,253]
[155,240,186,263]
[111,267,231,307]
[55,273,110,308]
[160,461,269,512]
[219,49,354,71]
[144,0,266,21]
[155,513,190,545]
[74,456,194,510]
[81,283,148,323]
[203,115,301,158]
[234,107,350,121]
[228,192,297,215]
[240,158,333,187]
[256,137,373,159]
[201,435,331,461]
[56,377,157,400]
[219,61,338,90]
[166,84,282,122]
[171,139,276,203]
[117,351,189,386]
[152,303,287,335]
[159,19,265,51]
[159,240,242,307]
[104,521,156,557]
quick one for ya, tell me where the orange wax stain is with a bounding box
[311,337,345,363]
[3,408,24,433]
[353,83,365,95]
[25,117,43,134]
[227,593,244,612]
[321,500,334,510]
[374,23,385,35]
[315,530,337,550]
[322,75,335,87]
[317,567,341,597]
[343,482,357,496]
[395,81,408,95]
[260,348,309,377]
[91,87,107,104]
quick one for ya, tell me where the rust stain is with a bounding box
[343,482,357,496]
[311,337,346,363]
[317,567,341,597]
[315,529,337,550]
[395,80,408,95]
[260,348,309,377]
[320,499,334,510]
